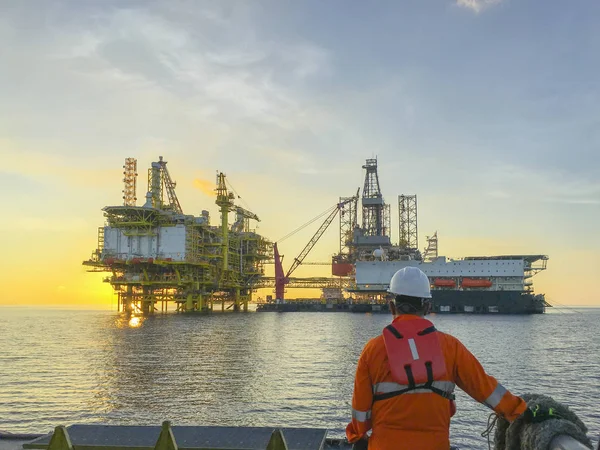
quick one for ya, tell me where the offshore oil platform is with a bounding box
[83,157,271,313]
[84,156,548,314]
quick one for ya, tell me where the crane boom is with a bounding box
[273,195,358,300]
[285,197,355,278]
[231,206,260,233]
[159,158,183,214]
[285,207,339,277]
[234,206,260,222]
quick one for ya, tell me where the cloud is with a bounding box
[456,0,503,13]
[279,43,331,79]
[0,1,335,175]
[38,6,330,127]
[481,163,600,206]
[0,3,340,197]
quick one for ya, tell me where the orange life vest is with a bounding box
[378,318,456,407]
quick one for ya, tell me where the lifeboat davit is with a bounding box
[461,278,493,288]
[434,278,456,288]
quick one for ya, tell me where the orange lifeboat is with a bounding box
[461,278,493,288]
[332,263,354,277]
[434,278,456,288]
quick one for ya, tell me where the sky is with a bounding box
[0,0,598,308]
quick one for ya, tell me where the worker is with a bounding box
[346,267,527,450]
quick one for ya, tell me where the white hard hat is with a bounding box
[387,267,432,299]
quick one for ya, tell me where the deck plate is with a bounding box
[23,425,328,450]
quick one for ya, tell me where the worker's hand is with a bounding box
[352,437,368,450]
[523,404,563,423]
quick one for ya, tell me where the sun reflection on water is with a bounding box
[128,316,142,328]
[113,314,145,328]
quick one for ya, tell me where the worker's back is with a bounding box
[359,324,456,449]
[347,315,526,450]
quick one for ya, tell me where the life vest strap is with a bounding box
[372,387,413,402]
[423,361,434,389]
[417,325,437,336]
[385,324,403,339]
[385,324,437,339]
[373,356,455,402]
[372,384,456,402]
[405,365,416,389]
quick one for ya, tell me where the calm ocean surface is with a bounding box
[1,307,599,449]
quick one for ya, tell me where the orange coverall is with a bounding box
[346,315,526,450]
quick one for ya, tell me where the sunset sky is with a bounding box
[1,0,598,308]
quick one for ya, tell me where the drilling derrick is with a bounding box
[361,158,384,236]
[349,158,392,260]
[398,195,418,252]
[361,158,391,240]
[122,158,137,207]
[145,156,183,214]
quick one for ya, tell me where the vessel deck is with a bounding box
[15,425,334,450]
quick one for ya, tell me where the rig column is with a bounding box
[142,287,151,314]
[185,293,194,312]
[244,291,251,312]
[234,288,240,312]
[125,286,133,313]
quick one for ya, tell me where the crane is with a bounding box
[231,206,260,233]
[273,195,358,300]
[215,172,261,276]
